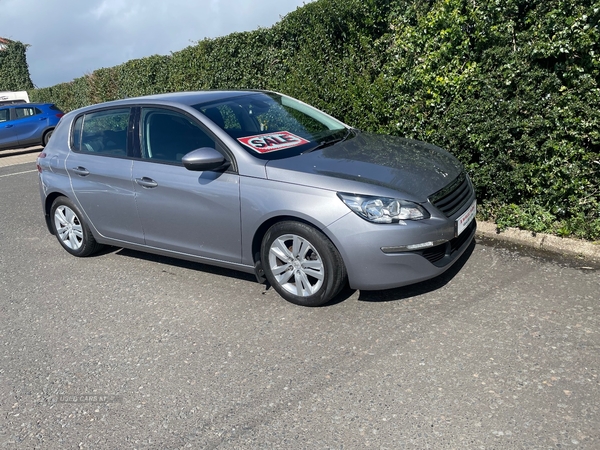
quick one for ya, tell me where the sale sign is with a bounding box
[237,131,310,154]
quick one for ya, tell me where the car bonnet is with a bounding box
[264,133,464,202]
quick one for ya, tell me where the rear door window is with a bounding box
[14,106,41,119]
[71,108,130,157]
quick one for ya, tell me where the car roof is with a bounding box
[74,90,265,113]
[138,90,261,105]
[3,102,56,108]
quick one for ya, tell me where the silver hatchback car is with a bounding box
[37,90,476,306]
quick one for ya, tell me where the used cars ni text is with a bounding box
[37,91,476,306]
[0,103,64,150]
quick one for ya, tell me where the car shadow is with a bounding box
[352,239,477,303]
[0,146,42,158]
[99,239,476,306]
[111,247,257,283]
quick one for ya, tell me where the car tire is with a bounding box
[261,221,347,307]
[50,197,102,257]
[42,129,53,147]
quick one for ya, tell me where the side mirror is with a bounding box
[182,147,230,172]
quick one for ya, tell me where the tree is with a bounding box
[0,37,34,91]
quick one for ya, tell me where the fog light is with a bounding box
[381,239,447,254]
[406,241,434,250]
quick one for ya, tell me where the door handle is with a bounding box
[135,177,158,188]
[4,124,13,128]
[71,166,90,176]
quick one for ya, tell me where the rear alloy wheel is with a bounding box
[261,221,346,306]
[42,129,53,147]
[51,197,102,257]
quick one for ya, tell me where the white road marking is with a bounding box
[0,169,38,178]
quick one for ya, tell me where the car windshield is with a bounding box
[192,92,350,160]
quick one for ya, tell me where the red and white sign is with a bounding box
[237,131,310,154]
[456,199,477,237]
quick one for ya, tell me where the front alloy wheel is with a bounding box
[268,233,325,297]
[261,221,347,306]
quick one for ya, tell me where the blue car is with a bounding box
[0,102,64,150]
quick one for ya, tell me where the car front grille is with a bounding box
[429,172,472,217]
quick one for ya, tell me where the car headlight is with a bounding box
[337,193,430,223]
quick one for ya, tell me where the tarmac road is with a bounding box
[1,154,599,449]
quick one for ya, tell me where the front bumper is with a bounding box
[325,210,476,291]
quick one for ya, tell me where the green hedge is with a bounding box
[0,38,34,91]
[381,0,599,240]
[29,0,600,240]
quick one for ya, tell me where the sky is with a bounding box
[0,0,313,89]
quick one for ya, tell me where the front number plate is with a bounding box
[456,199,476,237]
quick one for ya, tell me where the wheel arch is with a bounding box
[43,191,66,234]
[255,216,349,306]
[250,214,344,283]
[41,127,55,146]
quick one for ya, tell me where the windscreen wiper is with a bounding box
[302,128,354,154]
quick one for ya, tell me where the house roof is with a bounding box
[0,37,12,50]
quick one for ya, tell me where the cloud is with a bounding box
[0,0,310,88]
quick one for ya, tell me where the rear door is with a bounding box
[66,107,145,244]
[9,105,46,145]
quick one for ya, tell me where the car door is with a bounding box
[66,107,145,244]
[131,107,242,262]
[10,105,45,146]
[0,107,18,148]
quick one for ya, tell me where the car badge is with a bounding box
[434,167,449,177]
